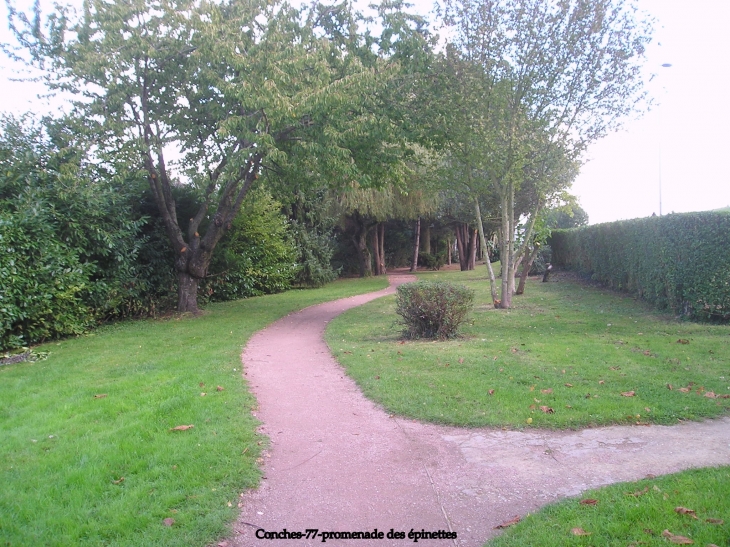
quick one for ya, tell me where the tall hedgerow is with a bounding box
[550,211,730,321]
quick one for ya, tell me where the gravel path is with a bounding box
[229,273,730,547]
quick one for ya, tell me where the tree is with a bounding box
[438,0,653,308]
[8,0,389,313]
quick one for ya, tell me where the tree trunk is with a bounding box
[410,217,421,272]
[474,198,499,306]
[516,243,541,295]
[455,224,466,270]
[378,223,386,274]
[351,213,373,277]
[499,185,514,309]
[371,222,386,276]
[447,237,452,265]
[467,228,477,270]
[177,271,200,314]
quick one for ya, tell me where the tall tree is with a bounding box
[8,0,390,312]
[438,0,653,308]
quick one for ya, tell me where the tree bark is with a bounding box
[371,222,386,276]
[467,228,477,270]
[351,212,373,277]
[177,271,201,314]
[516,243,541,295]
[455,224,466,270]
[474,198,499,306]
[378,223,386,274]
[499,185,515,309]
[410,217,421,272]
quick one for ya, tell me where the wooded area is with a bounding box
[1,0,652,349]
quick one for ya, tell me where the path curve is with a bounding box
[230,273,730,546]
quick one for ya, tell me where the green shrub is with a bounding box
[204,188,299,301]
[417,251,445,270]
[395,281,475,340]
[550,211,730,321]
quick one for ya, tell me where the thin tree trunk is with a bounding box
[447,237,452,265]
[499,185,514,309]
[371,222,386,276]
[455,224,466,270]
[468,228,477,270]
[378,223,386,274]
[516,243,541,295]
[410,217,421,272]
[474,198,499,306]
[351,213,373,277]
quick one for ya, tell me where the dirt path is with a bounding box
[229,273,730,547]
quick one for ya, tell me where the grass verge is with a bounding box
[486,466,730,547]
[325,267,730,428]
[0,276,388,547]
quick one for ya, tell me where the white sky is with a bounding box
[2,0,729,225]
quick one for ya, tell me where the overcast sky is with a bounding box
[2,0,728,225]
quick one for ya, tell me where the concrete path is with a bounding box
[229,273,730,547]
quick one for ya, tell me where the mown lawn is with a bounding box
[0,276,388,547]
[325,267,730,546]
[486,466,730,547]
[325,267,730,428]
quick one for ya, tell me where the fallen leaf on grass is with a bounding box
[112,477,124,485]
[571,528,591,536]
[610,366,621,370]
[216,386,224,391]
[661,530,693,544]
[200,392,206,396]
[541,388,553,394]
[494,516,521,529]
[579,498,598,505]
[704,391,717,399]
[93,394,107,399]
[170,425,194,431]
[565,383,573,387]
[539,406,555,414]
[488,389,495,396]
[676,339,689,344]
[599,380,605,385]
[667,384,673,390]
[621,391,636,397]
[678,387,691,393]
[626,486,649,497]
[674,507,698,519]
[705,518,724,525]
[643,350,651,356]
[163,518,175,527]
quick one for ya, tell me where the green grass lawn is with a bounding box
[0,276,388,547]
[325,268,730,546]
[325,267,730,428]
[486,466,730,547]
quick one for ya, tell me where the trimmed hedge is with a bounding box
[549,211,730,321]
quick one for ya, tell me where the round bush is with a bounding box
[395,281,475,340]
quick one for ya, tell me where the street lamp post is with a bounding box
[659,63,672,216]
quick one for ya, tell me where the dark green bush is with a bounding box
[395,281,475,340]
[204,188,299,301]
[417,252,445,270]
[550,211,730,321]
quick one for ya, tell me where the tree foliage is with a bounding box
[0,115,147,350]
